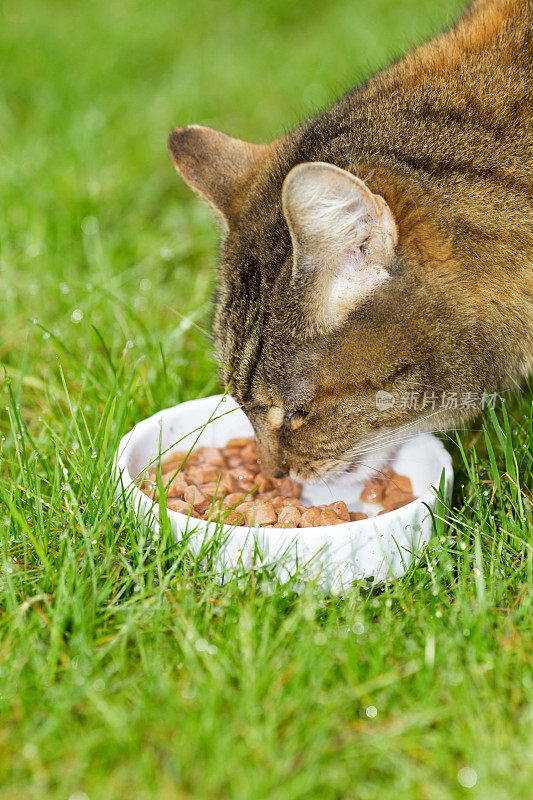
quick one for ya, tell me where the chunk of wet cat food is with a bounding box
[327,501,350,521]
[360,479,384,503]
[200,447,226,467]
[161,451,188,470]
[247,501,277,526]
[381,489,416,511]
[166,498,196,515]
[223,492,246,508]
[164,471,188,497]
[384,473,413,496]
[298,507,322,527]
[319,509,345,526]
[138,436,417,527]
[277,505,302,527]
[186,465,221,485]
[226,437,253,448]
[241,441,258,462]
[362,468,416,515]
[183,485,208,510]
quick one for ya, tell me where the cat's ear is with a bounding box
[282,162,398,329]
[168,125,270,229]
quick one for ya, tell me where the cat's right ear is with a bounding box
[282,162,398,331]
[168,125,270,229]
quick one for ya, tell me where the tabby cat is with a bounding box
[168,0,532,482]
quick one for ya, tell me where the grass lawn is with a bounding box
[0,0,531,797]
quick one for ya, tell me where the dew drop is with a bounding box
[457,767,477,788]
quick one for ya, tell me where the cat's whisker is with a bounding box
[343,435,433,459]
[319,475,335,499]
[343,423,456,459]
[343,410,444,454]
[344,425,479,461]
[346,425,469,457]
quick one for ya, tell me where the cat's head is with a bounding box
[168,125,495,482]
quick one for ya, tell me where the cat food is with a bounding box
[138,438,416,527]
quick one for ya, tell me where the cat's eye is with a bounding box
[284,406,310,432]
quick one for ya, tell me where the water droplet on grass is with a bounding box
[365,706,377,718]
[71,309,83,323]
[457,767,477,788]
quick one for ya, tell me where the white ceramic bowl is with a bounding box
[114,394,453,593]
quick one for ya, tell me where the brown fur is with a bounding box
[168,0,533,482]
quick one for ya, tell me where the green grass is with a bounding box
[0,0,531,797]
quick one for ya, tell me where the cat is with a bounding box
[167,0,532,484]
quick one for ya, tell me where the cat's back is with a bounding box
[359,0,532,180]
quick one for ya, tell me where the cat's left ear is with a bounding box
[168,125,270,229]
[282,162,398,330]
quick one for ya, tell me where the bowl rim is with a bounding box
[114,394,453,537]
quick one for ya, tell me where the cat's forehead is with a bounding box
[235,321,327,409]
